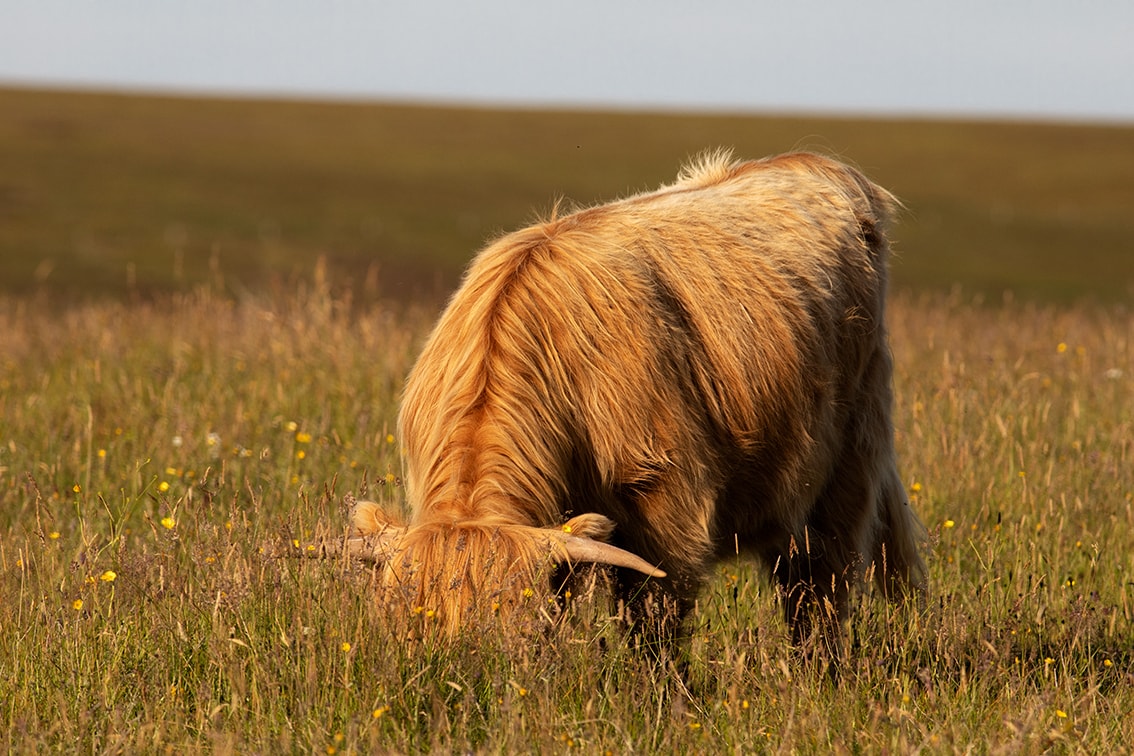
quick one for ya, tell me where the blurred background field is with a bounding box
[2,86,1132,305]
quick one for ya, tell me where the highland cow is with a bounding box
[333,151,926,651]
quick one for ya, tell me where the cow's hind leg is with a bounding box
[872,466,928,601]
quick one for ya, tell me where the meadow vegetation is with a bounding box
[1,276,1130,753]
[1,88,1132,752]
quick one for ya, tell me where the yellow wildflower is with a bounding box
[160,516,175,529]
[100,570,117,582]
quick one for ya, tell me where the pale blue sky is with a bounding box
[2,0,1132,121]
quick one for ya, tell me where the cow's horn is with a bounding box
[341,528,404,563]
[554,533,667,579]
[306,526,404,564]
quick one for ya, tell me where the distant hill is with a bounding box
[2,87,1131,304]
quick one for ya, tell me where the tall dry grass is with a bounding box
[1,282,1131,753]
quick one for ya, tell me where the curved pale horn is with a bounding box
[551,532,667,579]
[342,528,405,563]
[306,525,405,564]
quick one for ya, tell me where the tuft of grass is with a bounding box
[1,279,1131,751]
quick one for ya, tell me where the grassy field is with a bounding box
[1,279,1131,752]
[1,88,1132,752]
[2,86,1133,303]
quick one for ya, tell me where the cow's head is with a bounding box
[336,500,665,636]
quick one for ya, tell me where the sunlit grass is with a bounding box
[1,282,1131,751]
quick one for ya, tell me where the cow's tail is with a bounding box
[873,466,929,601]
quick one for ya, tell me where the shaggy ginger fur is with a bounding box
[354,150,927,648]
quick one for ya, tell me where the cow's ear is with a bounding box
[351,499,406,536]
[559,513,615,542]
